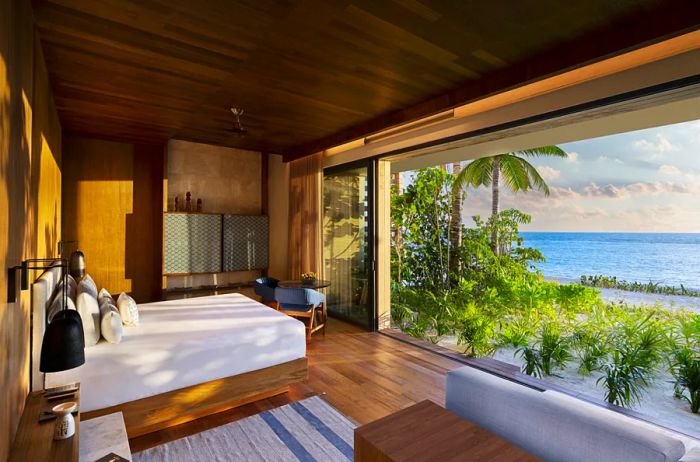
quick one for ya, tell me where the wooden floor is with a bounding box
[129,318,463,453]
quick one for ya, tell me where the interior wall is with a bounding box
[165,139,265,288]
[62,136,164,303]
[0,0,62,457]
[268,154,289,280]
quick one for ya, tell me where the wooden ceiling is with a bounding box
[33,0,700,158]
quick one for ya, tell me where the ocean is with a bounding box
[520,232,700,291]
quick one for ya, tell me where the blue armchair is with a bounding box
[253,277,279,308]
[274,287,327,340]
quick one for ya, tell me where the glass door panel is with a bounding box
[323,162,374,329]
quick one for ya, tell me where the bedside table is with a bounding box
[80,412,132,461]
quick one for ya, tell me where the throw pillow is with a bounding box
[117,292,139,326]
[99,303,123,344]
[76,292,101,346]
[48,293,76,322]
[78,274,98,298]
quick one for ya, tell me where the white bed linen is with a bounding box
[46,293,307,412]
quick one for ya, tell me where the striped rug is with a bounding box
[133,396,356,462]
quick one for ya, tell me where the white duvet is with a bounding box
[46,293,307,412]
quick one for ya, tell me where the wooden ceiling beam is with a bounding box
[284,2,700,160]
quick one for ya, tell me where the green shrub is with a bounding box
[516,345,543,378]
[597,348,651,408]
[571,330,608,375]
[516,323,570,377]
[455,303,495,357]
[670,347,700,413]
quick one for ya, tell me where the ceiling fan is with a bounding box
[229,107,247,136]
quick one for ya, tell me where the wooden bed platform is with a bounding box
[83,357,308,438]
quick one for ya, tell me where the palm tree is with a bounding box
[453,146,567,254]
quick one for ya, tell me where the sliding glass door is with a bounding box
[323,161,375,330]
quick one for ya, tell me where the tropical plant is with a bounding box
[452,146,567,253]
[571,330,608,375]
[516,345,543,378]
[449,162,463,281]
[517,323,570,377]
[597,348,651,408]
[669,347,700,413]
[581,274,700,297]
[455,302,495,357]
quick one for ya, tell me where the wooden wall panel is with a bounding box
[0,0,62,458]
[62,137,164,303]
[165,140,263,289]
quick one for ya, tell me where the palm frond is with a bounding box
[454,157,493,193]
[522,160,551,196]
[515,145,568,158]
[498,155,530,193]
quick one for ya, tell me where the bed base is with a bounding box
[82,357,308,438]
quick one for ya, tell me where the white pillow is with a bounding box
[56,277,77,302]
[99,303,123,344]
[47,294,76,322]
[117,292,139,326]
[78,274,98,298]
[76,292,100,346]
[98,288,114,306]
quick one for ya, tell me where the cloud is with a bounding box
[599,155,624,164]
[584,183,630,199]
[633,134,679,158]
[566,152,579,163]
[658,164,681,176]
[536,166,560,182]
[583,181,700,199]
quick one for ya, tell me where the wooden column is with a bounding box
[376,160,392,330]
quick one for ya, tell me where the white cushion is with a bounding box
[78,274,98,298]
[56,278,76,302]
[47,293,76,322]
[76,292,100,346]
[117,292,139,326]
[98,288,114,306]
[99,303,123,344]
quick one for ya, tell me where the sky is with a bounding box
[456,118,700,232]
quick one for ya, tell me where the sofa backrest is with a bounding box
[445,366,687,462]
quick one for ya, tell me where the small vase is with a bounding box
[52,402,77,440]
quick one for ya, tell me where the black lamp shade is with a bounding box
[40,316,85,373]
[51,309,85,349]
[68,251,85,279]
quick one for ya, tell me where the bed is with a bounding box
[33,273,308,437]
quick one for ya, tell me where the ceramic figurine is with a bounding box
[174,195,180,212]
[52,402,77,440]
[185,192,192,212]
[196,198,203,212]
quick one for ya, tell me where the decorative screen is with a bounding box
[164,213,222,274]
[223,215,269,271]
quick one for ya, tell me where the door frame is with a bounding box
[323,158,377,331]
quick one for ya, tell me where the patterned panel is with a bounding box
[164,214,222,274]
[223,215,269,271]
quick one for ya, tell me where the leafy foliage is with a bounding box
[391,165,700,413]
[581,274,700,297]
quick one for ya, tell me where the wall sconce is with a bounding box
[7,258,85,372]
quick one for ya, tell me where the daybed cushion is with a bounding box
[47,293,76,322]
[76,292,101,346]
[445,366,686,462]
[78,274,98,298]
[99,302,123,344]
[117,292,139,326]
[680,447,700,462]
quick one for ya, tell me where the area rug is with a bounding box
[133,396,356,462]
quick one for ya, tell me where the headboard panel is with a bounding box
[30,262,62,391]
